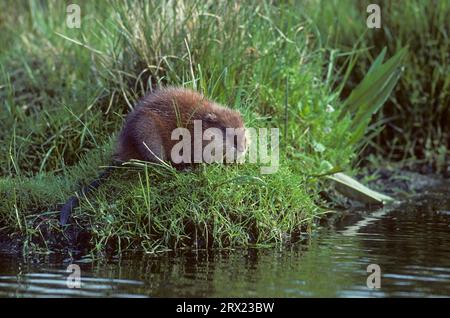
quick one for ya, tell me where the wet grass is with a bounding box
[0,1,407,254]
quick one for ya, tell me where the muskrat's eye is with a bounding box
[204,113,218,124]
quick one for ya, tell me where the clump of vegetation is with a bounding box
[0,1,406,254]
[304,0,450,172]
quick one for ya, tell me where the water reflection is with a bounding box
[0,266,146,297]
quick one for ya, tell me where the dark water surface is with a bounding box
[1,190,450,297]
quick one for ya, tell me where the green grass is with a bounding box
[303,0,450,171]
[0,0,408,254]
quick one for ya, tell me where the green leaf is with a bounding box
[326,172,394,205]
[367,47,386,74]
[338,47,407,121]
[350,67,402,132]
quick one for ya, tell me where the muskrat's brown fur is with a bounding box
[115,86,247,165]
[60,87,248,225]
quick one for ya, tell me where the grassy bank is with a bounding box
[0,1,414,254]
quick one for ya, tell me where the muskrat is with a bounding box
[60,87,249,225]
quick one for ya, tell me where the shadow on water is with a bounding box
[1,186,450,297]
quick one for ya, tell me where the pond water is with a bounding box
[1,189,450,297]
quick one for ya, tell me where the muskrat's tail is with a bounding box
[60,166,115,225]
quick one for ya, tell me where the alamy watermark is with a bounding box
[66,264,81,289]
[66,4,81,29]
[366,264,381,289]
[366,4,381,29]
[168,122,279,174]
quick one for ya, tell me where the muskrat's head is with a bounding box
[202,106,250,163]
